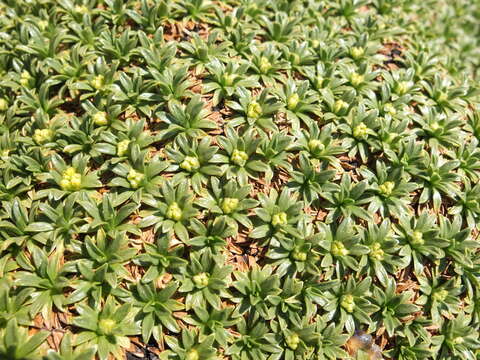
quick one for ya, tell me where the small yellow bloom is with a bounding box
[33,129,53,144]
[353,123,368,139]
[75,5,89,14]
[90,75,104,90]
[186,349,199,360]
[308,139,325,152]
[384,103,396,115]
[272,212,288,226]
[38,20,48,30]
[350,47,365,59]
[0,98,7,111]
[370,243,385,261]
[223,73,236,86]
[231,149,249,167]
[341,294,355,313]
[20,71,32,87]
[432,289,448,302]
[93,111,108,126]
[286,333,300,350]
[292,248,307,261]
[98,318,116,335]
[247,101,262,119]
[61,167,82,191]
[166,202,182,221]
[259,57,272,73]
[117,139,130,156]
[410,231,424,245]
[333,99,348,113]
[287,93,300,110]
[378,181,395,197]
[331,241,349,257]
[180,156,200,172]
[192,272,209,288]
[395,81,411,95]
[127,169,144,188]
[350,73,364,87]
[221,198,239,214]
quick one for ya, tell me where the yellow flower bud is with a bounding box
[350,47,365,59]
[0,98,8,111]
[166,202,182,221]
[271,212,288,226]
[93,111,108,126]
[70,173,82,190]
[259,57,272,73]
[64,167,77,177]
[331,241,349,257]
[384,103,396,115]
[20,71,32,86]
[224,73,236,86]
[341,294,355,313]
[287,93,300,110]
[60,167,82,191]
[117,139,130,156]
[98,318,116,335]
[38,20,48,30]
[247,101,262,119]
[410,231,424,245]
[378,181,395,197]
[395,81,411,95]
[370,243,384,261]
[60,179,71,190]
[127,169,144,188]
[432,289,448,302]
[231,149,249,167]
[452,337,464,345]
[291,53,300,65]
[437,92,448,103]
[353,123,368,139]
[90,75,104,90]
[33,129,53,144]
[308,139,325,152]
[350,73,364,87]
[180,156,200,172]
[333,99,348,113]
[292,248,307,261]
[221,198,239,214]
[186,349,199,360]
[192,272,209,288]
[286,333,300,350]
[75,5,89,14]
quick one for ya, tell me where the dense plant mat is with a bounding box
[1,0,480,359]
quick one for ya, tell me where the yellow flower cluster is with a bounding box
[60,167,82,191]
[272,212,288,226]
[286,333,300,350]
[180,156,200,172]
[33,129,53,144]
[341,294,355,313]
[193,272,209,288]
[231,149,249,166]
[166,202,182,221]
[221,198,239,214]
[127,169,144,188]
